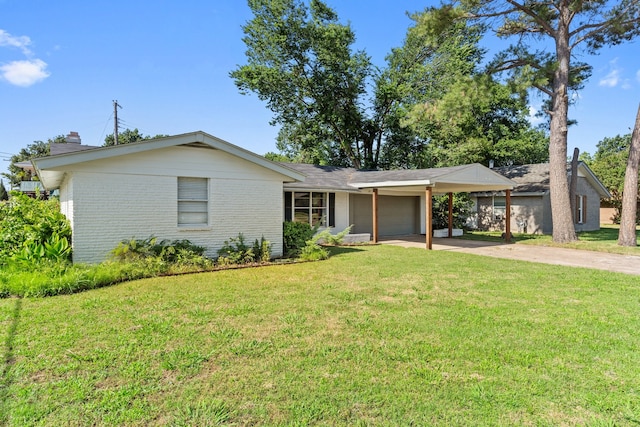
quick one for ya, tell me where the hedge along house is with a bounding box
[468,162,611,234]
[281,163,516,249]
[31,132,305,264]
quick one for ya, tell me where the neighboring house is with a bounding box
[14,132,99,199]
[280,162,515,239]
[31,131,516,263]
[468,162,611,234]
[32,132,304,264]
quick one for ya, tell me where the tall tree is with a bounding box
[582,133,633,223]
[618,104,640,247]
[444,0,640,243]
[231,0,372,168]
[233,0,537,170]
[0,180,8,201]
[103,128,166,147]
[2,135,66,186]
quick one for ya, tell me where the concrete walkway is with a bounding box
[380,235,640,276]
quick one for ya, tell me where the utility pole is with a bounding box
[113,100,122,145]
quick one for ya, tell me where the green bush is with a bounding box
[432,193,473,230]
[217,234,271,265]
[110,236,212,270]
[283,221,317,258]
[0,192,71,262]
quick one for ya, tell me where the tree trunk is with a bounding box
[618,103,640,246]
[569,147,579,220]
[549,23,577,243]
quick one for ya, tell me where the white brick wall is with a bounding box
[63,146,288,264]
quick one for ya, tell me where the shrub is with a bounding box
[314,225,353,245]
[432,193,473,230]
[110,237,212,271]
[0,191,71,262]
[283,221,317,258]
[217,234,271,265]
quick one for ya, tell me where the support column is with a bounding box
[505,189,511,243]
[372,188,379,243]
[448,192,453,238]
[426,186,433,250]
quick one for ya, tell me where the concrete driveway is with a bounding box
[380,235,640,276]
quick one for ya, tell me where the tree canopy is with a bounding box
[233,0,547,171]
[103,128,167,146]
[445,0,640,242]
[2,135,65,186]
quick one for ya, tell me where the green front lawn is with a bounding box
[460,224,640,256]
[2,244,639,426]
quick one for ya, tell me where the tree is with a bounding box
[2,135,66,186]
[103,128,166,146]
[618,104,640,246]
[233,1,541,170]
[403,73,548,167]
[582,133,633,223]
[231,0,373,168]
[0,180,8,201]
[445,0,640,243]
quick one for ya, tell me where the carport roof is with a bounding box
[283,162,515,194]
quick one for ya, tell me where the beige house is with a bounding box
[469,162,611,234]
[30,131,516,263]
[31,132,304,263]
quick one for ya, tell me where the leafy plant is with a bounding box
[283,221,318,258]
[110,236,212,270]
[432,193,473,230]
[0,191,71,262]
[314,225,353,245]
[218,234,271,265]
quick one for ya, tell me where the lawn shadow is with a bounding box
[1,297,22,423]
[326,245,366,257]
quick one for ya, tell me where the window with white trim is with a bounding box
[178,177,209,226]
[284,191,335,227]
[493,196,506,220]
[575,194,587,224]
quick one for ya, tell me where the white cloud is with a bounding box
[0,59,50,87]
[599,68,620,87]
[599,58,622,87]
[0,29,50,86]
[528,105,544,125]
[0,29,33,56]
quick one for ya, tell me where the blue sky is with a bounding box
[2,0,639,180]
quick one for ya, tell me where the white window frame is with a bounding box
[576,194,586,224]
[285,191,332,227]
[493,196,506,220]
[177,177,209,227]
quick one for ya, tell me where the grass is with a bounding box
[2,245,640,425]
[460,224,640,256]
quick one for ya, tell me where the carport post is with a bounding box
[505,189,511,243]
[372,188,379,243]
[448,192,453,238]
[426,186,433,250]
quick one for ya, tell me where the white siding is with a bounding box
[333,191,350,232]
[66,145,287,264]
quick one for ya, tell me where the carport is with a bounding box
[349,163,515,249]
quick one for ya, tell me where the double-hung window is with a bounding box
[493,196,506,220]
[284,191,335,227]
[178,177,209,227]
[575,195,587,224]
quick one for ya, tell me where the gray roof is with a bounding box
[50,143,100,156]
[279,163,359,191]
[492,163,551,194]
[282,162,515,194]
[480,161,611,198]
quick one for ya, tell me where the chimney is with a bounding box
[65,131,81,144]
